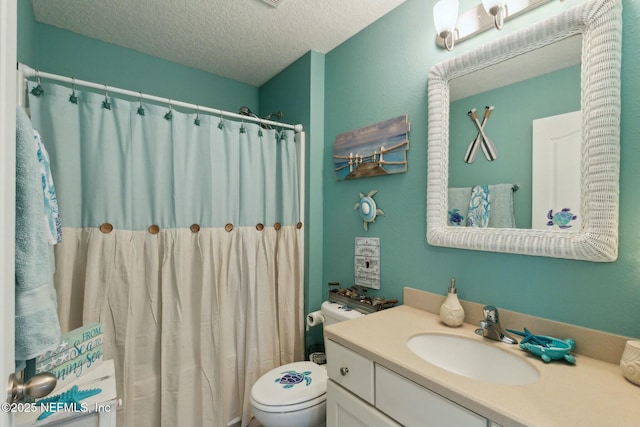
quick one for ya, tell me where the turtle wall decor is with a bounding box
[354,190,384,231]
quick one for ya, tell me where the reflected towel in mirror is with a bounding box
[467,184,490,227]
[448,183,516,228]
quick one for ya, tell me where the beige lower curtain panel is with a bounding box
[54,226,304,427]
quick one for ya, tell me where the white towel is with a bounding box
[487,183,516,228]
[448,183,516,228]
[15,106,61,371]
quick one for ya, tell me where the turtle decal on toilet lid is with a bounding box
[275,370,313,388]
[251,361,327,407]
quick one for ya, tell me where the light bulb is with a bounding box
[481,0,507,30]
[433,0,459,51]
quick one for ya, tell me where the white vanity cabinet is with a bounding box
[376,365,486,427]
[326,339,499,427]
[325,339,375,404]
[327,381,400,427]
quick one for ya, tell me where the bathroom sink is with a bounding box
[407,333,540,385]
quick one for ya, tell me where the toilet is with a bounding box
[250,301,366,427]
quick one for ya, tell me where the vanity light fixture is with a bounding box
[481,0,507,29]
[433,0,459,51]
[434,0,554,50]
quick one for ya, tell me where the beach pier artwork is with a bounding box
[334,114,410,180]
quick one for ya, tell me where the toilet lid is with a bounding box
[251,361,327,408]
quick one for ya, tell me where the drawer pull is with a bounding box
[340,367,349,376]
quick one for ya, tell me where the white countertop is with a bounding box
[325,304,640,427]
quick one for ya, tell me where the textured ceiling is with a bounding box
[31,0,406,87]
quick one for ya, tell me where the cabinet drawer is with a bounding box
[376,365,486,427]
[326,340,375,404]
[327,380,401,427]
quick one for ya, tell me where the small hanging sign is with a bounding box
[354,237,380,290]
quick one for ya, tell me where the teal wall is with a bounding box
[17,0,36,65]
[323,0,640,339]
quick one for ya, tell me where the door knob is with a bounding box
[339,367,349,376]
[7,372,57,403]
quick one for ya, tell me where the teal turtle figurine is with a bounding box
[520,336,576,364]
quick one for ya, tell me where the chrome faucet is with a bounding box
[474,305,518,344]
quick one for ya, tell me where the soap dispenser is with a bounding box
[439,278,465,327]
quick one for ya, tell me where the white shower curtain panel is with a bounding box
[28,82,304,427]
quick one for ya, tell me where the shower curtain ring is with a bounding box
[68,77,78,104]
[194,105,201,126]
[164,100,173,120]
[30,70,44,97]
[137,92,145,116]
[217,111,224,129]
[102,85,111,110]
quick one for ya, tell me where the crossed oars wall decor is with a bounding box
[464,106,498,163]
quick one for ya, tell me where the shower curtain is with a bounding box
[27,82,304,427]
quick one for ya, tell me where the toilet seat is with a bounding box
[250,361,327,413]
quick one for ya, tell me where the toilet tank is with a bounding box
[320,301,366,327]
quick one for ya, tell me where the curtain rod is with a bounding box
[17,63,303,132]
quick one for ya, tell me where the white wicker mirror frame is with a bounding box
[426,0,622,262]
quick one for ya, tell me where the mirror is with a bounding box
[426,0,621,261]
[448,35,581,230]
